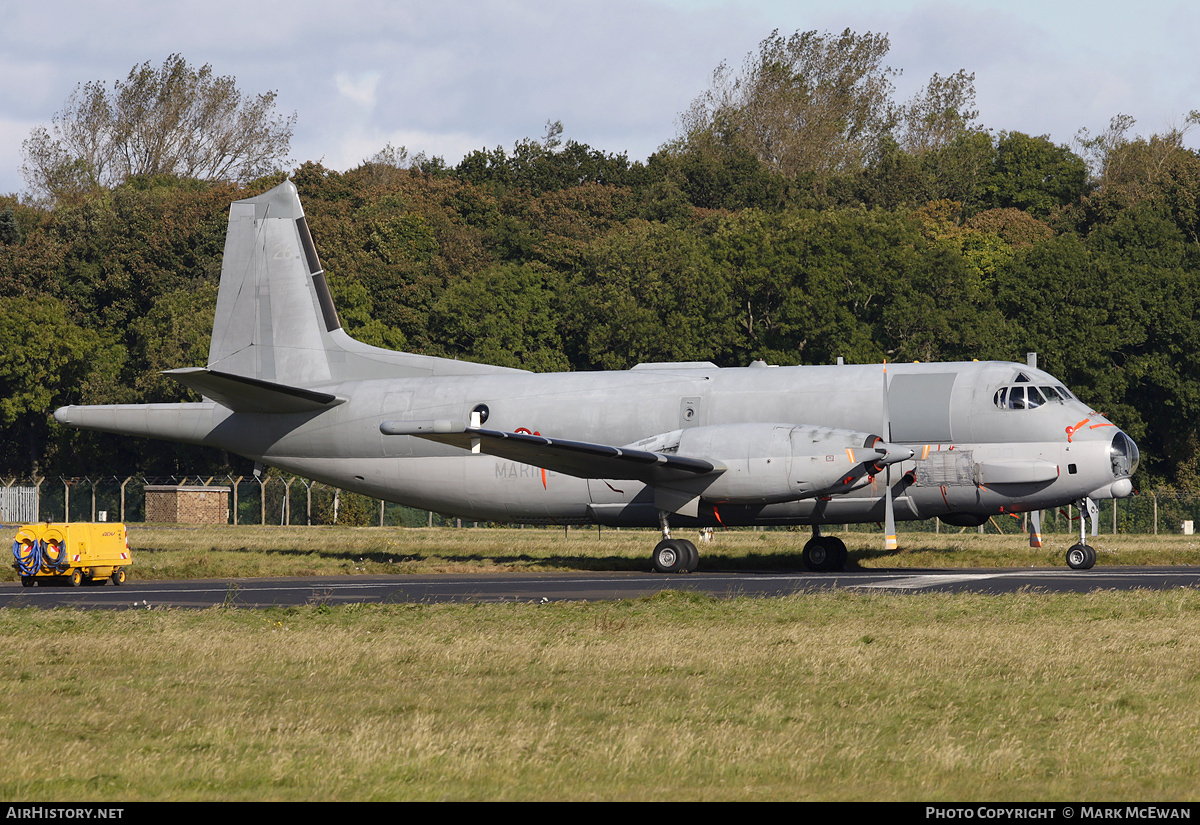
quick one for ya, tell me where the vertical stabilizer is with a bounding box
[204,180,523,387]
[208,180,342,385]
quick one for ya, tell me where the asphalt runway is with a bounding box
[2,566,1199,609]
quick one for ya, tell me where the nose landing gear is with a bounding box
[1066,497,1098,570]
[1066,543,1097,570]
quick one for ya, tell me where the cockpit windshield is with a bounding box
[993,385,1072,410]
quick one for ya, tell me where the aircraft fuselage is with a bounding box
[66,359,1132,529]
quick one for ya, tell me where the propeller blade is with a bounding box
[1029,510,1043,548]
[882,362,898,551]
[884,464,898,550]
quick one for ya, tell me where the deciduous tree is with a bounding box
[677,29,900,178]
[21,55,296,203]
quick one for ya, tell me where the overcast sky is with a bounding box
[2,0,1197,197]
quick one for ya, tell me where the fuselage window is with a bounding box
[994,385,1054,411]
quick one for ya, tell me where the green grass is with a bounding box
[19,524,1195,581]
[0,591,1199,800]
[3,525,1199,801]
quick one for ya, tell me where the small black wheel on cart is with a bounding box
[111,568,127,586]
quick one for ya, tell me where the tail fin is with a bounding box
[194,180,522,392]
[206,180,341,385]
[56,180,521,441]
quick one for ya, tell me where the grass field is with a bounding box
[87,523,1200,579]
[2,525,1199,801]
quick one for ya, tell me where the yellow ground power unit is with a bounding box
[11,523,131,587]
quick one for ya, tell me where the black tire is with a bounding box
[111,568,127,586]
[1066,544,1095,570]
[826,535,848,569]
[678,539,699,573]
[803,537,842,572]
[652,539,689,574]
[20,576,34,588]
[68,568,83,587]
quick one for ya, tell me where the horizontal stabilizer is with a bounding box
[165,368,345,414]
[380,419,724,483]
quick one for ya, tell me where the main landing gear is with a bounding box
[652,510,698,573]
[652,537,699,574]
[802,527,847,572]
[649,513,851,574]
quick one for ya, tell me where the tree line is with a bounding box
[3,38,1200,493]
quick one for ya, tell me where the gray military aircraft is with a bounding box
[54,181,1139,573]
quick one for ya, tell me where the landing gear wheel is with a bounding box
[678,539,699,573]
[825,535,848,569]
[111,568,127,586]
[803,537,845,572]
[653,539,690,574]
[1066,543,1096,570]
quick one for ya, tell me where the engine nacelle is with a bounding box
[627,423,912,504]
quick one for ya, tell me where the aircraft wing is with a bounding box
[379,419,724,484]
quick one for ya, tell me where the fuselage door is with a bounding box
[888,373,956,443]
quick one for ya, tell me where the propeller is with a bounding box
[882,363,898,551]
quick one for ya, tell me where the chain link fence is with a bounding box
[0,475,468,528]
[5,476,1200,535]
